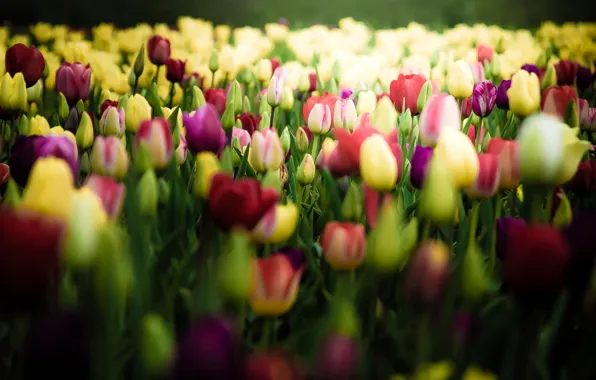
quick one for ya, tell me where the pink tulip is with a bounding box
[83,174,126,219]
[465,153,500,199]
[135,117,174,169]
[55,62,91,105]
[419,93,461,147]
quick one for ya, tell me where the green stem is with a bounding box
[311,134,321,162]
[270,106,276,130]
[168,82,175,108]
[259,318,274,349]
[489,194,503,274]
[467,201,480,249]
[421,219,431,242]
[475,118,483,152]
[417,313,430,370]
[154,65,161,85]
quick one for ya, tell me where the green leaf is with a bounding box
[321,169,343,221]
[236,145,250,178]
[288,156,298,203]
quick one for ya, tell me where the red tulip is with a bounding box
[208,173,280,231]
[303,93,340,128]
[476,44,494,63]
[0,207,64,313]
[237,113,261,136]
[165,58,186,83]
[504,225,571,303]
[244,350,304,380]
[485,138,521,189]
[5,43,46,87]
[320,222,366,270]
[363,184,392,228]
[389,73,427,115]
[554,59,578,86]
[269,58,281,76]
[55,62,91,105]
[205,88,227,116]
[147,35,171,66]
[460,97,472,118]
[465,153,500,199]
[466,124,486,146]
[541,85,578,120]
[0,163,9,185]
[327,126,378,177]
[308,72,317,92]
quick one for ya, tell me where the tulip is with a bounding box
[28,115,50,136]
[434,128,479,188]
[138,169,159,217]
[321,222,366,270]
[504,225,571,303]
[134,117,174,170]
[356,90,377,115]
[26,80,43,103]
[21,310,91,379]
[141,314,174,377]
[521,64,540,77]
[249,253,305,316]
[297,153,315,185]
[465,153,500,199]
[496,217,527,260]
[202,88,226,116]
[0,72,27,111]
[90,136,129,179]
[460,97,472,118]
[176,131,188,165]
[237,112,261,135]
[244,350,304,380]
[461,244,489,303]
[183,104,226,154]
[507,70,541,117]
[232,126,251,150]
[316,334,361,380]
[0,208,64,313]
[147,35,171,66]
[254,59,273,82]
[476,43,494,63]
[419,158,458,224]
[0,164,9,186]
[472,81,497,117]
[249,128,284,173]
[55,62,91,105]
[404,241,451,307]
[208,173,280,231]
[281,85,294,111]
[541,63,557,90]
[19,157,75,222]
[417,80,436,113]
[166,58,186,83]
[251,202,299,244]
[267,69,285,107]
[334,98,357,131]
[389,73,427,115]
[409,146,433,189]
[303,93,339,126]
[374,96,398,135]
[99,105,125,136]
[8,135,70,187]
[554,59,578,86]
[495,79,511,110]
[541,85,578,120]
[125,94,152,132]
[485,138,521,189]
[360,134,398,192]
[418,93,461,147]
[5,43,46,87]
[316,137,339,169]
[447,60,474,99]
[308,103,332,135]
[517,113,592,184]
[83,174,126,219]
[576,65,593,91]
[469,62,485,84]
[171,315,242,380]
[296,126,310,152]
[193,151,220,199]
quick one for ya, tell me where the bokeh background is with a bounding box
[2,0,595,29]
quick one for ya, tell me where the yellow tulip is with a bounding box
[360,134,398,192]
[30,22,54,43]
[161,106,183,128]
[356,90,377,115]
[419,157,458,225]
[49,126,77,144]
[194,152,220,199]
[373,96,398,135]
[0,72,27,111]
[28,115,51,136]
[251,202,299,244]
[434,128,479,188]
[507,69,541,117]
[254,59,273,83]
[446,60,474,98]
[462,366,498,380]
[19,157,75,222]
[125,94,152,132]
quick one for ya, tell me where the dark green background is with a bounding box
[3,0,595,29]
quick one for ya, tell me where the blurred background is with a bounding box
[1,0,595,29]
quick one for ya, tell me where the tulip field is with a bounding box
[1,17,596,380]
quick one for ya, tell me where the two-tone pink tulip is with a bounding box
[465,153,500,199]
[99,105,125,136]
[308,103,332,135]
[541,85,578,120]
[419,94,461,147]
[469,62,485,84]
[90,136,129,179]
[333,98,357,131]
[320,222,366,270]
[248,128,284,173]
[485,138,521,189]
[134,117,174,170]
[83,174,126,220]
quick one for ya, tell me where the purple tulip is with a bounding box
[171,315,242,380]
[9,135,79,187]
[316,334,361,380]
[495,80,512,110]
[576,65,593,91]
[21,310,91,380]
[409,146,433,189]
[55,62,91,105]
[521,64,540,77]
[278,247,305,271]
[472,81,497,117]
[182,104,226,154]
[340,88,353,99]
[496,217,527,260]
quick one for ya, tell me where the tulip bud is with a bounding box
[100,106,125,136]
[564,100,580,129]
[18,114,29,134]
[296,127,310,152]
[191,86,206,109]
[281,86,295,111]
[447,60,474,99]
[360,135,398,192]
[76,112,94,150]
[465,153,500,199]
[258,111,270,131]
[334,98,357,131]
[217,230,255,303]
[209,49,219,73]
[249,129,284,173]
[404,241,451,306]
[541,64,557,90]
[242,95,252,114]
[254,59,273,82]
[280,126,291,154]
[297,153,315,185]
[134,118,174,170]
[141,314,174,377]
[327,78,339,96]
[4,178,21,207]
[221,106,236,130]
[331,60,342,82]
[461,243,489,302]
[58,92,70,122]
[128,70,136,89]
[367,197,406,272]
[356,90,377,115]
[434,128,479,188]
[267,73,284,107]
[298,70,311,92]
[419,158,458,224]
[261,169,283,193]
[552,190,572,228]
[194,152,220,199]
[398,108,413,136]
[417,80,434,113]
[138,169,159,217]
[321,222,366,270]
[342,182,363,221]
[26,80,43,103]
[228,80,242,115]
[308,103,332,135]
[0,72,27,111]
[374,96,398,135]
[259,93,272,116]
[133,43,145,78]
[90,136,129,179]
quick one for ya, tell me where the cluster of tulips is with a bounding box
[1,17,596,380]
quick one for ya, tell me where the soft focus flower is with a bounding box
[507,69,541,117]
[316,334,361,380]
[125,94,152,132]
[472,81,497,117]
[249,253,305,316]
[99,105,125,136]
[485,138,521,189]
[334,98,357,131]
[419,94,461,147]
[326,126,377,177]
[410,146,433,189]
[389,73,426,115]
[308,103,332,135]
[166,58,186,83]
[296,153,315,185]
[447,60,474,98]
[433,128,479,188]
[356,90,377,115]
[83,174,125,219]
[404,241,451,307]
[495,79,511,110]
[248,128,284,173]
[147,35,171,66]
[251,202,299,244]
[304,93,340,128]
[135,117,174,169]
[183,104,226,154]
[541,85,578,120]
[244,350,303,380]
[194,151,220,199]
[505,225,571,303]
[208,173,279,231]
[476,44,494,63]
[374,96,398,135]
[555,59,578,86]
[576,65,593,91]
[237,113,261,135]
[465,153,500,199]
[254,59,273,83]
[460,97,472,119]
[90,135,129,179]
[360,134,399,192]
[55,62,91,105]
[521,64,541,77]
[267,68,285,107]
[5,43,46,87]
[321,222,366,270]
[0,72,27,111]
[28,115,51,136]
[496,217,527,260]
[469,62,485,84]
